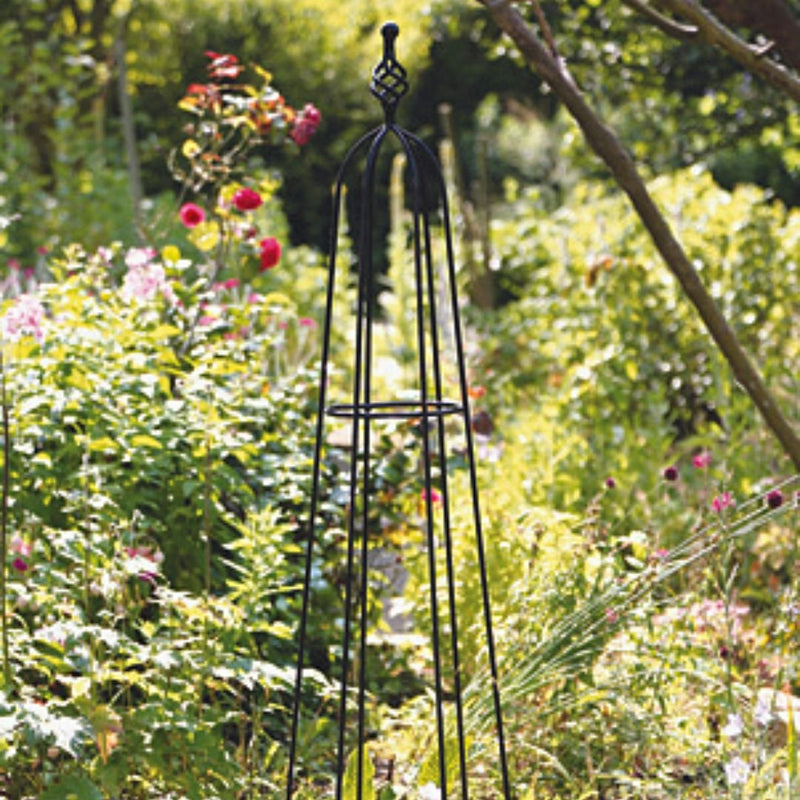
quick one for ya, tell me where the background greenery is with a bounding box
[1,1,799,798]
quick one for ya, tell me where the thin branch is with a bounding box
[620,0,700,40]
[528,0,560,58]
[651,0,800,102]
[475,0,800,470]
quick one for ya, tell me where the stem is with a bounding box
[0,348,10,690]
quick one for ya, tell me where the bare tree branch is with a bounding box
[649,0,800,102]
[702,0,800,73]
[620,0,700,40]
[475,0,800,470]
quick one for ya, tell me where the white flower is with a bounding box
[419,783,441,800]
[754,694,774,727]
[724,756,751,786]
[721,712,743,738]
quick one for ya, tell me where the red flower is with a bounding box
[232,187,263,211]
[259,237,281,271]
[290,103,322,146]
[179,202,205,228]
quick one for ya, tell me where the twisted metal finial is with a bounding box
[370,22,408,122]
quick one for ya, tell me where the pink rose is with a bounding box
[179,202,205,228]
[259,237,281,271]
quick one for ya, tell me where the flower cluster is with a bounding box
[173,50,321,193]
[2,292,45,343]
[120,248,175,304]
[171,52,319,288]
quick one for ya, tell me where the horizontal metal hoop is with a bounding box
[326,399,462,420]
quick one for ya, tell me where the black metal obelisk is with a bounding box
[286,22,512,800]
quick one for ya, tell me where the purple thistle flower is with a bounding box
[766,489,783,509]
[662,465,678,482]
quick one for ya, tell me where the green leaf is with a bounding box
[342,746,375,800]
[130,434,164,449]
[40,775,103,800]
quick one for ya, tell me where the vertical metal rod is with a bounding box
[286,180,342,800]
[439,159,512,797]
[408,147,450,798]
[418,148,470,798]
[355,127,384,800]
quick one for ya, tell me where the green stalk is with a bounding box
[0,349,10,690]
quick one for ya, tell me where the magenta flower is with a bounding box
[11,557,28,573]
[179,202,205,228]
[692,451,711,469]
[232,187,263,212]
[421,488,442,503]
[711,492,734,513]
[298,317,316,328]
[605,477,616,489]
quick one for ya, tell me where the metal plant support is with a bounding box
[287,23,511,799]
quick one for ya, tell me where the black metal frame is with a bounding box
[286,22,511,800]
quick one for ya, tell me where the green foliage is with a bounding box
[468,166,800,502]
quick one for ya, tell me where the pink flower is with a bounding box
[711,492,734,513]
[605,608,618,624]
[259,237,281,271]
[298,317,316,328]
[10,534,32,557]
[179,202,205,228]
[223,278,240,290]
[290,103,322,146]
[232,187,263,212]
[11,557,28,573]
[2,293,45,342]
[421,488,442,504]
[247,292,262,304]
[692,451,711,469]
[121,261,172,303]
[124,247,157,269]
